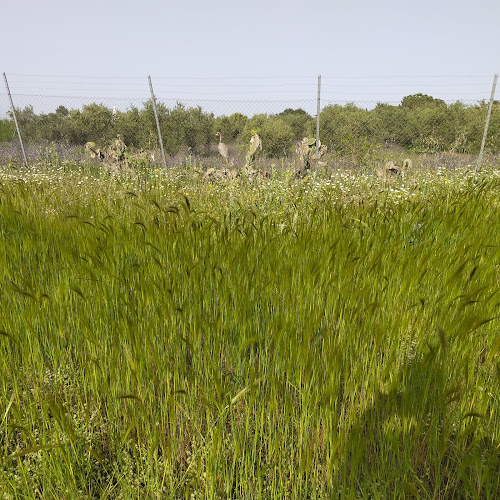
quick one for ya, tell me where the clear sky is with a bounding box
[1,0,499,116]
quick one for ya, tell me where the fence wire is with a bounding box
[0,76,499,172]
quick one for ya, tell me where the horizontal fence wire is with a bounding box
[0,75,498,171]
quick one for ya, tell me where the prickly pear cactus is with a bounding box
[109,135,127,161]
[296,137,327,177]
[245,132,262,169]
[85,142,103,159]
[249,133,262,156]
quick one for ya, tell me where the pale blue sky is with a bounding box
[1,0,499,115]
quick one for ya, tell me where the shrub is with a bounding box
[259,117,295,157]
[0,119,15,142]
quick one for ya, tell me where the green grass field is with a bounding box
[1,164,500,498]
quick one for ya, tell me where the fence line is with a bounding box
[476,74,498,172]
[3,73,28,167]
[148,75,167,170]
[315,75,321,177]
[0,74,498,171]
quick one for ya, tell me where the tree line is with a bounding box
[1,94,499,157]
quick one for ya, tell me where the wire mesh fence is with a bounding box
[1,74,499,173]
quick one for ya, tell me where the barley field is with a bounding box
[1,162,500,499]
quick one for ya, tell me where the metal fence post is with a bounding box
[315,74,321,178]
[3,72,29,168]
[476,73,498,173]
[148,75,168,170]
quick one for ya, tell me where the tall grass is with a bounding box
[0,165,500,498]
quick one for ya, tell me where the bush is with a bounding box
[3,95,499,156]
[0,119,15,142]
[213,113,248,144]
[277,108,314,140]
[320,103,384,152]
[259,117,295,157]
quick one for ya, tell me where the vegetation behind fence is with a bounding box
[1,94,499,160]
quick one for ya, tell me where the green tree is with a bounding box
[277,108,313,140]
[62,104,115,144]
[0,119,15,142]
[401,93,446,110]
[213,113,248,144]
[320,103,383,151]
[259,117,294,157]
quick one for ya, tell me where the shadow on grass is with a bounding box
[343,341,500,498]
